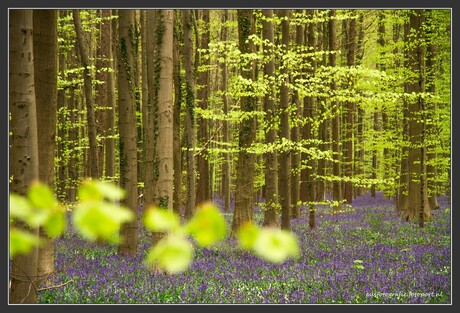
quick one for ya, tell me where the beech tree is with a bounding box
[9,9,40,304]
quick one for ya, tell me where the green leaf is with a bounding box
[143,206,180,233]
[185,202,227,247]
[77,180,103,202]
[10,228,41,257]
[27,181,56,210]
[93,180,125,201]
[253,228,300,263]
[9,194,32,220]
[44,210,66,238]
[145,235,193,274]
[236,222,260,250]
[72,201,134,243]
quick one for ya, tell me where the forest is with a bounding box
[9,9,451,304]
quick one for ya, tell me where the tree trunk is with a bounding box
[406,9,430,221]
[231,9,257,236]
[196,10,211,204]
[344,11,356,204]
[117,9,138,255]
[73,10,100,179]
[155,9,175,210]
[183,9,196,220]
[329,10,342,212]
[261,9,279,227]
[425,10,440,211]
[278,10,291,231]
[9,9,40,304]
[143,10,157,210]
[172,11,183,217]
[290,10,303,219]
[33,9,58,290]
[105,10,116,180]
[221,9,231,213]
[96,9,112,178]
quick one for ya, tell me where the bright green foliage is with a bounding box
[145,234,193,274]
[352,259,365,270]
[185,202,227,247]
[144,206,181,233]
[237,222,300,263]
[9,229,40,257]
[9,181,66,257]
[236,222,260,250]
[72,180,134,244]
[10,179,301,273]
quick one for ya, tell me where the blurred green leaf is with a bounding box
[9,194,32,220]
[236,222,260,250]
[145,235,193,274]
[144,206,180,233]
[93,180,125,201]
[44,209,66,238]
[78,180,103,202]
[253,228,300,263]
[27,181,56,210]
[10,228,41,257]
[185,202,227,247]
[73,201,134,243]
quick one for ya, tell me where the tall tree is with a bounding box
[302,9,317,229]
[155,9,175,210]
[73,10,99,179]
[33,9,58,290]
[195,10,211,204]
[105,10,116,180]
[172,10,183,217]
[290,9,303,219]
[231,9,257,235]
[343,11,356,204]
[424,9,440,211]
[261,9,279,227]
[406,9,430,222]
[220,9,231,213]
[117,9,138,255]
[183,9,196,220]
[278,9,291,230]
[95,9,112,178]
[9,9,40,304]
[143,10,157,210]
[329,10,342,212]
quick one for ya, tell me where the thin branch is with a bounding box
[37,279,74,292]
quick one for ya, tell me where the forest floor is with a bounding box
[38,192,451,304]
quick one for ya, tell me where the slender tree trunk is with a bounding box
[302,9,317,229]
[261,9,279,227]
[73,10,99,179]
[9,9,40,304]
[143,10,157,210]
[316,20,328,201]
[105,10,116,180]
[196,10,211,204]
[172,11,183,217]
[154,9,175,210]
[231,9,257,236]
[344,12,356,204]
[183,9,196,220]
[329,10,342,212]
[425,10,440,211]
[406,9,430,221]
[221,9,231,213]
[33,9,58,290]
[353,12,365,198]
[290,10,303,219]
[117,9,138,255]
[278,10,291,230]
